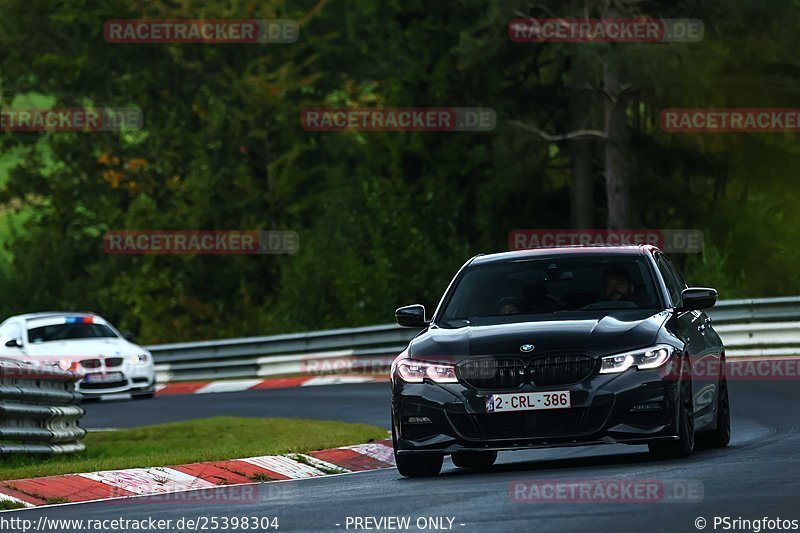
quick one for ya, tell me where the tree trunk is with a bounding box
[603,64,631,229]
[569,88,594,228]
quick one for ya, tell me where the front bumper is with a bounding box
[392,366,681,455]
[76,364,156,397]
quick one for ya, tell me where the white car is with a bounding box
[0,312,156,399]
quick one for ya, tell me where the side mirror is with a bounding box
[122,330,136,342]
[678,287,717,311]
[395,304,429,328]
[4,338,22,348]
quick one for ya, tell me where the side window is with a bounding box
[655,255,682,307]
[0,322,22,347]
[662,254,688,292]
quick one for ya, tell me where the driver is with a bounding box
[496,296,523,315]
[603,266,635,301]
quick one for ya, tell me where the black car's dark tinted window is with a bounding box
[656,254,683,306]
[439,254,660,323]
[663,254,688,293]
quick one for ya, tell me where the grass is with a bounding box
[0,416,386,481]
[289,453,347,475]
[0,500,27,510]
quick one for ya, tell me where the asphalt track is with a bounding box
[81,383,391,429]
[10,379,799,532]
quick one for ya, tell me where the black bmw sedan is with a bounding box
[390,245,730,477]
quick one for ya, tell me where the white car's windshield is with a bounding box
[27,323,118,343]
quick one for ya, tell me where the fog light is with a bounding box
[632,402,663,411]
[406,416,431,424]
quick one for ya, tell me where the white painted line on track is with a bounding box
[240,455,329,479]
[340,443,396,465]
[293,454,351,473]
[194,379,264,394]
[99,393,132,401]
[80,467,216,495]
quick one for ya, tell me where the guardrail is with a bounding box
[0,361,86,454]
[149,297,800,383]
[151,324,414,383]
[707,296,800,324]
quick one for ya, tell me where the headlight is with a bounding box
[129,354,149,365]
[599,345,675,374]
[57,359,79,371]
[393,359,458,383]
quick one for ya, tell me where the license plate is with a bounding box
[83,372,124,384]
[486,391,571,413]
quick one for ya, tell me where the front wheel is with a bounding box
[649,360,695,458]
[133,392,156,400]
[80,396,101,403]
[392,416,443,477]
[395,453,444,477]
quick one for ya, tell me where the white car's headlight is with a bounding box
[129,354,149,365]
[57,359,77,371]
[599,345,676,374]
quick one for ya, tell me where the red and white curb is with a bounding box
[0,439,395,509]
[154,375,385,397]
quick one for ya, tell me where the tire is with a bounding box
[451,451,497,469]
[395,453,444,478]
[649,358,695,458]
[391,416,443,477]
[699,369,731,448]
[133,392,156,400]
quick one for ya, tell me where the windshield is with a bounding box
[438,254,660,325]
[27,323,119,343]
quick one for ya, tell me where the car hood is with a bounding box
[408,309,670,360]
[23,338,146,358]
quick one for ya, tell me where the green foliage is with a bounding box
[0,500,26,510]
[0,0,799,341]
